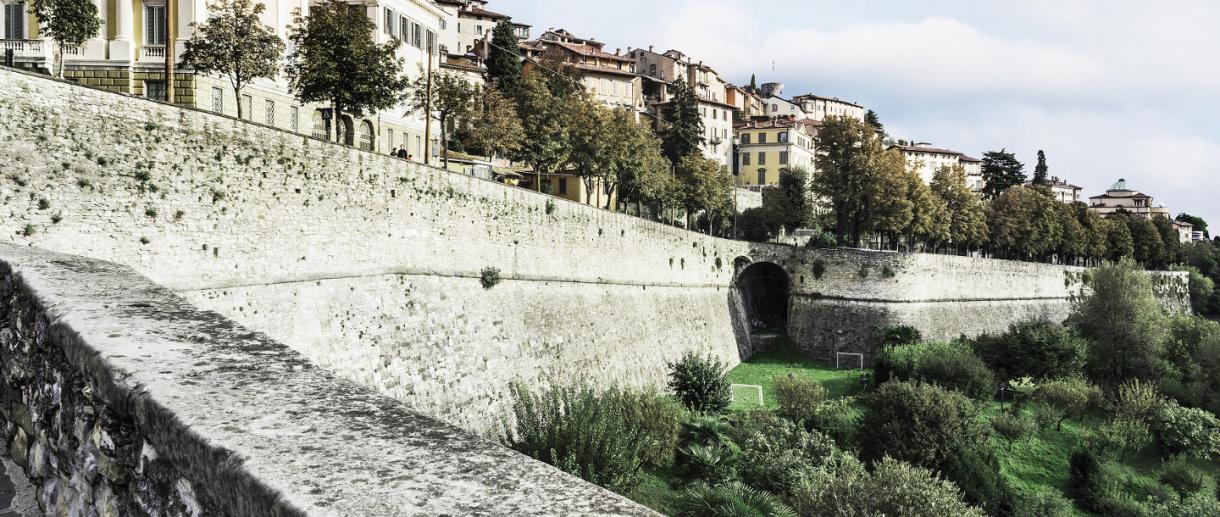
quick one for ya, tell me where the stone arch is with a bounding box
[336,115,355,146]
[735,260,790,334]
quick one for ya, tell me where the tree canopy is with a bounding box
[484,20,522,96]
[661,78,705,165]
[182,0,284,119]
[31,0,101,78]
[980,149,1027,199]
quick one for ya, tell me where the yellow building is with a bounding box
[2,0,446,162]
[733,117,816,187]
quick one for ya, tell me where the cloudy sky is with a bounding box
[497,0,1220,228]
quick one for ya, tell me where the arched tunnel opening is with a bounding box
[736,261,790,334]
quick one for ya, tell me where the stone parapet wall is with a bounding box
[0,244,653,516]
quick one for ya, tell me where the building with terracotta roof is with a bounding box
[1088,179,1172,220]
[628,46,736,165]
[791,93,865,122]
[519,29,641,112]
[734,117,817,187]
[1029,176,1082,204]
[891,144,984,190]
[435,0,527,59]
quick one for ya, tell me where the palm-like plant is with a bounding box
[672,482,796,517]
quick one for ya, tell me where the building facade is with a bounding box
[2,0,445,162]
[891,144,983,190]
[1088,179,1172,220]
[734,117,816,187]
[520,29,640,111]
[629,46,735,166]
[791,93,864,122]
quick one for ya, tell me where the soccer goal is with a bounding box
[730,384,765,408]
[836,352,865,370]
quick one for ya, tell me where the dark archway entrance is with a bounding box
[736,261,790,333]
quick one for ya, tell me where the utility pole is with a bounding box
[164,0,175,103]
[423,51,433,166]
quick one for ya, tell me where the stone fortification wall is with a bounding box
[0,244,652,516]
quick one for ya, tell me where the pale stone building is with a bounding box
[1034,177,1083,204]
[891,144,984,190]
[1,0,445,162]
[1088,179,1172,220]
[520,29,640,112]
[734,117,816,187]
[792,93,865,122]
[629,46,735,166]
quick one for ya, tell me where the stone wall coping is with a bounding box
[0,243,654,516]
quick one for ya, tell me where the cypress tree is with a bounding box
[1032,150,1049,186]
[485,20,522,96]
[661,78,704,165]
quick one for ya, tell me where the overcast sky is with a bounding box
[496,0,1220,229]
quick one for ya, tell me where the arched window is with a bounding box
[359,120,374,151]
[337,115,354,145]
[311,111,326,140]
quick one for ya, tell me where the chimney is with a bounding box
[649,45,654,52]
[615,48,620,55]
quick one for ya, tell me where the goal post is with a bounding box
[730,384,765,407]
[836,352,864,370]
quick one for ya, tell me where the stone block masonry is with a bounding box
[0,66,1190,436]
[0,244,654,516]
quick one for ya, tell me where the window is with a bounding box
[779,151,788,165]
[758,170,766,184]
[439,18,446,30]
[290,106,300,132]
[426,30,436,54]
[476,25,483,36]
[559,178,568,194]
[412,23,422,48]
[771,104,778,112]
[144,80,166,101]
[311,112,325,139]
[758,152,766,165]
[144,1,167,45]
[387,129,394,152]
[384,8,394,36]
[4,2,26,39]
[210,86,223,112]
[778,132,788,143]
[240,94,252,120]
[359,120,374,151]
[400,17,408,42]
[758,133,767,144]
[741,133,751,144]
[264,100,274,125]
[742,153,751,166]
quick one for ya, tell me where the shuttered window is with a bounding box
[144,3,167,45]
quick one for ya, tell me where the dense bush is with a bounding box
[671,481,796,517]
[1159,460,1206,499]
[1113,378,1164,423]
[1159,315,1220,415]
[680,413,732,447]
[1092,418,1151,461]
[1145,492,1220,516]
[736,417,838,496]
[667,352,732,413]
[805,397,860,447]
[1150,401,1220,459]
[621,392,683,467]
[1066,450,1104,511]
[1034,377,1102,430]
[501,384,679,491]
[738,207,782,243]
[991,411,1036,450]
[1013,489,1074,517]
[874,341,995,398]
[678,443,739,483]
[1069,259,1168,386]
[789,456,987,517]
[858,381,1011,514]
[971,319,1088,380]
[774,375,827,425]
[880,325,922,347]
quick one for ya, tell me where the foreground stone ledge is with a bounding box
[0,243,654,516]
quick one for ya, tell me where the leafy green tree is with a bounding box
[904,169,950,250]
[931,165,988,253]
[813,117,873,245]
[675,155,732,229]
[1070,259,1168,386]
[1153,216,1183,267]
[286,0,410,140]
[409,70,475,168]
[791,456,987,517]
[864,109,885,137]
[484,20,522,96]
[737,207,781,242]
[1035,378,1102,430]
[464,86,524,170]
[772,167,813,231]
[661,78,705,165]
[667,351,732,413]
[980,148,1026,199]
[866,149,913,249]
[614,114,673,212]
[567,101,644,208]
[181,0,284,119]
[535,46,586,99]
[987,186,1062,260]
[1031,150,1049,186]
[512,73,571,192]
[971,319,1088,381]
[1054,202,1088,263]
[1151,401,1220,459]
[1103,217,1134,261]
[30,0,101,78]
[1121,214,1165,268]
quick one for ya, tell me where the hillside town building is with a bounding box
[734,117,816,187]
[1088,179,1172,220]
[630,46,735,165]
[520,29,641,112]
[891,144,984,190]
[792,93,865,122]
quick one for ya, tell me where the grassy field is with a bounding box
[725,340,868,410]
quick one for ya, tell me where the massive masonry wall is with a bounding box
[0,67,1189,433]
[0,245,652,516]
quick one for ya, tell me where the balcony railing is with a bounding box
[1,39,45,57]
[141,45,166,59]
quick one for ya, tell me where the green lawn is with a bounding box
[726,340,868,410]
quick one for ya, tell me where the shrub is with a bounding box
[874,341,995,399]
[806,397,860,447]
[1014,489,1074,517]
[1070,259,1168,386]
[479,266,502,289]
[858,381,1010,513]
[808,231,837,249]
[671,481,796,517]
[971,319,1088,380]
[774,375,827,424]
[1093,418,1151,461]
[881,325,922,347]
[991,411,1036,450]
[1066,450,1103,511]
[37,198,50,210]
[1114,378,1164,422]
[681,413,732,447]
[1146,493,1220,516]
[544,198,556,215]
[1030,403,1061,432]
[790,456,986,517]
[1035,377,1102,430]
[737,417,837,496]
[620,392,683,467]
[1150,401,1220,459]
[677,443,738,483]
[501,384,668,491]
[667,352,732,413]
[1159,460,1206,499]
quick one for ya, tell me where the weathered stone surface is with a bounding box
[0,244,654,516]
